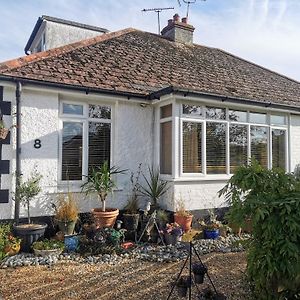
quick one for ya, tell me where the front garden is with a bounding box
[0,161,299,299]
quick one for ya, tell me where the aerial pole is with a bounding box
[177,0,206,19]
[142,7,174,34]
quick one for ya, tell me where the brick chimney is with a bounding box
[161,14,195,45]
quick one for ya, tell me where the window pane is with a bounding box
[229,110,247,122]
[63,103,83,115]
[183,122,202,173]
[206,122,226,174]
[62,122,83,180]
[88,123,111,172]
[272,129,286,169]
[249,112,266,124]
[251,126,268,168]
[206,107,226,120]
[182,104,202,117]
[230,124,248,173]
[160,121,172,174]
[270,115,286,126]
[160,104,172,119]
[89,105,111,119]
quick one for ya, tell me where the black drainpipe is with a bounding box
[14,81,22,225]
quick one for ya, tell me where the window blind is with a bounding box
[251,126,268,168]
[182,122,202,173]
[272,129,286,169]
[88,122,111,172]
[62,122,83,180]
[230,124,248,173]
[206,122,226,174]
[160,121,172,174]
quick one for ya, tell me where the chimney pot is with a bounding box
[182,17,187,24]
[173,14,180,22]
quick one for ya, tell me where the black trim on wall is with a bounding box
[0,86,11,204]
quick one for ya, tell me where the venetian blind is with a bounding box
[230,124,248,173]
[182,122,202,173]
[160,121,172,174]
[62,122,83,180]
[251,126,268,168]
[272,129,286,169]
[206,122,226,174]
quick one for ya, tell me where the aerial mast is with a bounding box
[142,7,174,34]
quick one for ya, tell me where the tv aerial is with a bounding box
[142,7,174,34]
[177,0,206,19]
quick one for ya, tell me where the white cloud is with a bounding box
[0,0,299,81]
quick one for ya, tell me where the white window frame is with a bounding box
[58,100,113,184]
[178,100,289,179]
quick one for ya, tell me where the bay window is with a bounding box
[60,102,111,181]
[180,103,288,176]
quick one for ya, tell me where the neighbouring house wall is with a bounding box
[290,114,300,172]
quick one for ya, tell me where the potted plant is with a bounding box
[123,165,141,231]
[0,223,21,259]
[81,161,126,229]
[32,239,64,257]
[13,172,47,252]
[174,199,193,232]
[0,120,9,140]
[162,222,183,245]
[53,192,79,235]
[176,276,191,298]
[192,263,207,284]
[203,223,220,239]
[139,166,169,210]
[157,209,168,229]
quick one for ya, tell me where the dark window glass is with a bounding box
[63,103,83,115]
[251,126,268,167]
[182,104,202,117]
[272,129,286,169]
[88,123,111,172]
[206,107,226,120]
[229,110,247,122]
[183,122,202,173]
[160,121,172,174]
[89,105,111,119]
[206,122,226,174]
[230,124,248,173]
[160,104,172,119]
[62,122,83,180]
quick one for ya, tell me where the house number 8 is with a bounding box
[34,139,41,149]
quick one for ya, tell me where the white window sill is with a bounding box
[57,182,123,193]
[160,175,232,182]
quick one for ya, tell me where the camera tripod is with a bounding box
[167,241,220,300]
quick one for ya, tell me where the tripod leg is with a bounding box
[189,241,192,300]
[154,221,165,246]
[166,254,189,300]
[192,244,219,295]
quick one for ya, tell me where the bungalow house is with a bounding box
[0,14,300,221]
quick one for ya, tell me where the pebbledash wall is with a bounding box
[1,81,300,220]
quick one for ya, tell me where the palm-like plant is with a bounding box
[139,166,169,209]
[81,161,126,212]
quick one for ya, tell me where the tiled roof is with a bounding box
[1,28,300,107]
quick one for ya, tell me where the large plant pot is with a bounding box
[123,213,139,231]
[13,223,47,252]
[91,208,119,229]
[204,229,219,240]
[174,213,193,232]
[56,219,76,235]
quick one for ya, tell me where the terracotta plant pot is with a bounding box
[174,213,193,232]
[91,208,119,229]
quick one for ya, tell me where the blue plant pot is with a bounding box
[204,229,220,240]
[64,234,79,252]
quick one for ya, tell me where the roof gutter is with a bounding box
[149,86,300,113]
[0,75,148,100]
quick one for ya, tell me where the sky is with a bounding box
[0,0,299,81]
